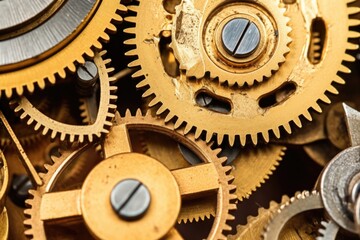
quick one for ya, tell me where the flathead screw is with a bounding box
[110,179,151,221]
[221,18,260,58]
[76,61,99,96]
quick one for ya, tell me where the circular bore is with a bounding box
[81,153,181,240]
[221,18,261,58]
[204,1,282,74]
[0,0,55,32]
[110,179,151,221]
[320,146,360,234]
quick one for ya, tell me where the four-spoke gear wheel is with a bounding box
[24,110,237,240]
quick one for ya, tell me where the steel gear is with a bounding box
[170,0,292,86]
[125,0,360,145]
[263,191,324,240]
[228,195,290,240]
[0,0,125,98]
[24,110,237,240]
[317,220,340,240]
[10,51,118,143]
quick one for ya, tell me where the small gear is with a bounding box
[170,0,292,86]
[0,0,125,98]
[263,191,324,240]
[317,220,340,240]
[125,0,360,145]
[24,110,237,239]
[10,51,118,143]
[228,195,289,240]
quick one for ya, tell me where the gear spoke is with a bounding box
[172,163,219,199]
[40,190,82,223]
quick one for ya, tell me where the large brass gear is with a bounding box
[125,0,360,145]
[24,111,237,240]
[10,51,118,143]
[0,0,125,98]
[170,0,292,86]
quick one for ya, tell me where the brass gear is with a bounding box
[10,51,118,143]
[228,195,290,240]
[24,110,237,239]
[0,0,125,98]
[125,0,360,145]
[170,0,292,86]
[263,191,325,240]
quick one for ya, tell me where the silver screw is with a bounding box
[76,61,98,96]
[110,179,151,221]
[221,18,260,58]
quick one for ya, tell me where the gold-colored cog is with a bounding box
[170,0,292,86]
[0,0,125,98]
[228,195,290,240]
[24,110,237,239]
[10,51,118,143]
[125,0,360,145]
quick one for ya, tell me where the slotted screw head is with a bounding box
[110,179,151,221]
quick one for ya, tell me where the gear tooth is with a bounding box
[217,134,224,144]
[228,134,236,147]
[283,123,292,134]
[348,31,360,39]
[333,75,346,84]
[123,39,136,46]
[272,127,281,139]
[348,7,360,15]
[250,134,258,145]
[20,112,28,120]
[60,133,66,142]
[132,69,144,78]
[125,49,138,56]
[79,135,84,143]
[124,27,136,35]
[184,124,192,135]
[312,103,322,113]
[88,134,94,142]
[339,65,351,74]
[125,16,137,23]
[327,85,339,95]
[128,59,141,68]
[148,98,159,107]
[137,80,149,89]
[5,88,13,98]
[343,53,356,62]
[174,119,182,129]
[27,118,34,125]
[156,105,167,115]
[107,67,115,74]
[107,24,117,34]
[164,112,175,122]
[302,111,312,121]
[239,134,246,146]
[293,117,302,128]
[205,132,213,143]
[69,135,75,142]
[50,130,57,139]
[347,42,359,50]
[194,128,202,139]
[42,127,49,136]
[262,131,270,143]
[319,94,331,104]
[127,5,138,12]
[58,68,66,79]
[349,19,360,27]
